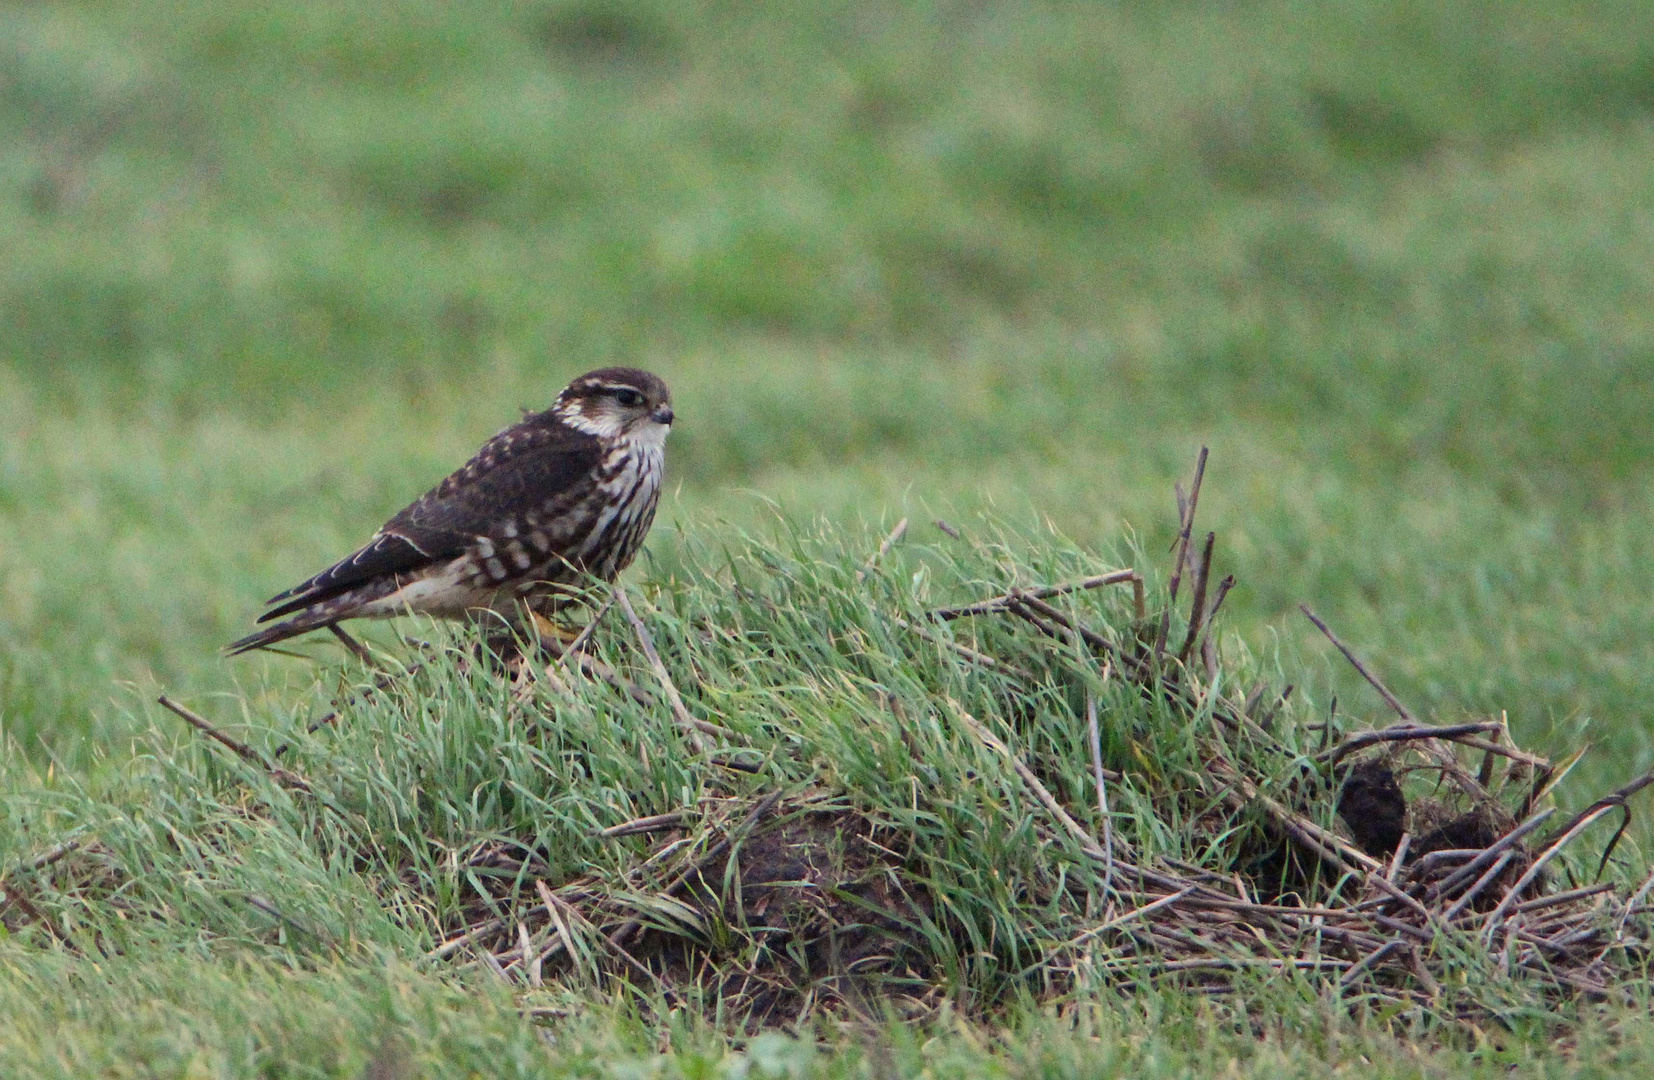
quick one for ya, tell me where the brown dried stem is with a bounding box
[1086,684,1115,895]
[930,569,1138,621]
[856,518,909,582]
[327,624,380,668]
[559,595,615,671]
[1156,447,1208,658]
[615,588,726,754]
[158,695,313,793]
[891,614,1035,680]
[1175,532,1216,665]
[951,702,1116,865]
[1319,722,1503,765]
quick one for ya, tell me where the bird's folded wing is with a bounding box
[258,418,602,622]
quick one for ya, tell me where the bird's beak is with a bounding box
[651,405,675,426]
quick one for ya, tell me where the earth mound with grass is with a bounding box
[6,456,1653,1036]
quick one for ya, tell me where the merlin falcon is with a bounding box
[228,367,673,655]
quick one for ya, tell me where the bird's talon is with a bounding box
[528,611,581,654]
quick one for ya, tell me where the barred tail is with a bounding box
[228,573,408,656]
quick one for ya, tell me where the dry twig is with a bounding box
[158,695,313,793]
[952,702,1114,865]
[1087,687,1115,895]
[1156,447,1208,658]
[930,570,1138,621]
[615,588,727,754]
[856,518,909,582]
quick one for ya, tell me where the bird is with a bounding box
[228,367,674,655]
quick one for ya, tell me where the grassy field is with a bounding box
[4,0,1654,1075]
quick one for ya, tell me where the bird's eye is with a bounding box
[613,388,644,408]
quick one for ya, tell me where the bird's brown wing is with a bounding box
[257,414,602,623]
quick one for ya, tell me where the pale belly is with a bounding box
[351,557,594,623]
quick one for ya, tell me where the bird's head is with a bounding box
[554,367,674,442]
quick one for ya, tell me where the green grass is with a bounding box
[4,0,1654,1074]
[11,949,1646,1080]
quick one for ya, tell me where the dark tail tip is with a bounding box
[225,618,323,656]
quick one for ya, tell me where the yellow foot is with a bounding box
[527,611,581,653]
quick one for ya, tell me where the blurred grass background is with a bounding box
[3,0,1654,795]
